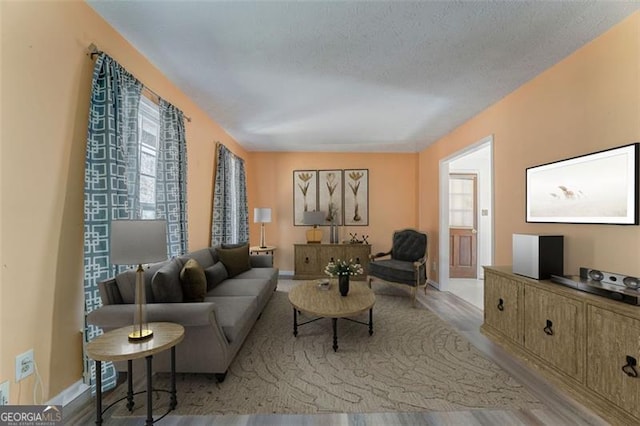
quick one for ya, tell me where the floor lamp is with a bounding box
[254,208,272,248]
[110,219,167,341]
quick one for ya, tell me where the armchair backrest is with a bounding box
[392,229,427,262]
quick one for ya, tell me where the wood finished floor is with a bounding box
[66,280,609,425]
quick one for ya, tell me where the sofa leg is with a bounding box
[214,372,227,383]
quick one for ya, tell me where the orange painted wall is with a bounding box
[419,12,640,282]
[246,152,419,272]
[1,1,246,402]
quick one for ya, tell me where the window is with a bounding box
[449,174,476,228]
[138,95,160,219]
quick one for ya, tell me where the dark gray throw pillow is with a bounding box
[180,258,207,302]
[204,262,229,290]
[216,244,251,278]
[151,258,184,303]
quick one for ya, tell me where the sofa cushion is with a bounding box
[178,248,215,270]
[204,262,228,290]
[233,267,278,281]
[142,261,167,302]
[216,244,251,277]
[205,296,258,343]
[116,261,168,304]
[180,259,207,302]
[207,278,274,311]
[152,259,184,303]
[115,269,138,304]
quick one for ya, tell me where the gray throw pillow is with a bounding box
[151,259,184,303]
[204,262,229,290]
[180,258,207,302]
[216,244,251,277]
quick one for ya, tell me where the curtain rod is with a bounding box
[87,43,192,123]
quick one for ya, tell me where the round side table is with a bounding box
[86,322,185,425]
[250,245,277,255]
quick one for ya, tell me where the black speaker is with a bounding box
[580,267,640,290]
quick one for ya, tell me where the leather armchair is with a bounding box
[367,229,428,306]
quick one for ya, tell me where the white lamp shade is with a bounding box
[303,211,325,225]
[254,208,272,223]
[110,220,168,265]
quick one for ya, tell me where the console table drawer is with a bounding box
[524,286,584,381]
[294,244,370,280]
[587,305,640,419]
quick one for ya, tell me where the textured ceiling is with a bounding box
[88,1,639,153]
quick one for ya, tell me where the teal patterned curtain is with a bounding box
[83,53,142,392]
[211,144,249,245]
[158,100,188,257]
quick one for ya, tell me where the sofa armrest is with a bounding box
[250,254,273,268]
[87,302,218,329]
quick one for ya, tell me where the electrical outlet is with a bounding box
[0,380,9,405]
[432,261,437,272]
[16,349,34,381]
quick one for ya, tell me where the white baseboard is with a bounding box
[279,270,294,278]
[428,279,440,290]
[47,379,90,408]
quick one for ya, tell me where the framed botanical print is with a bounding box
[293,170,318,225]
[344,169,368,225]
[318,170,343,225]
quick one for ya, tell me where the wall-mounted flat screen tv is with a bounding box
[526,143,639,225]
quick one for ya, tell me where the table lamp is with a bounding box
[110,219,167,341]
[254,207,272,248]
[303,211,325,244]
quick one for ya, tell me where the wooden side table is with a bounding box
[86,322,185,425]
[250,245,277,255]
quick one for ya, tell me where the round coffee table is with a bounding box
[288,280,375,351]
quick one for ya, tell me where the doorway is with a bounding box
[438,136,493,309]
[449,173,478,279]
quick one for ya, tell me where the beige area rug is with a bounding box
[112,287,542,417]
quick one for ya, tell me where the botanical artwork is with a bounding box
[318,170,343,225]
[344,169,368,226]
[293,170,318,225]
[526,143,638,224]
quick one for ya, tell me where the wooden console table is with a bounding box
[294,243,371,280]
[482,266,640,426]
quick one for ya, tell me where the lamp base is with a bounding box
[128,329,153,341]
[306,227,323,244]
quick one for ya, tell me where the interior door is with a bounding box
[449,173,477,278]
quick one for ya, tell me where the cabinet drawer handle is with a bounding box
[305,257,309,264]
[543,319,554,336]
[497,298,504,311]
[622,356,638,378]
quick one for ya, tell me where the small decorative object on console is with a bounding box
[348,233,369,244]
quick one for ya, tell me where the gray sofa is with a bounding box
[87,245,278,382]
